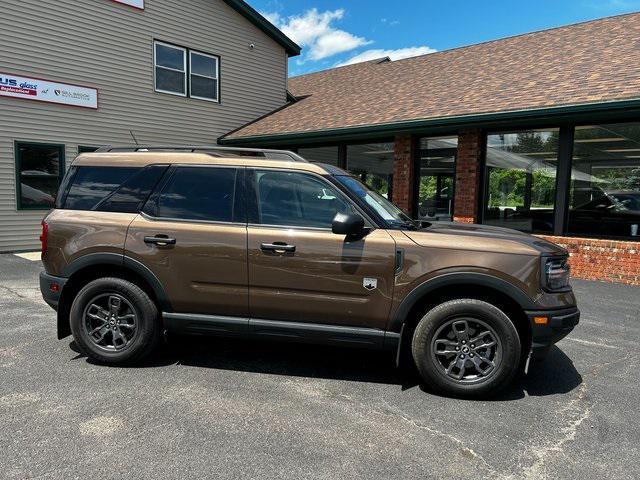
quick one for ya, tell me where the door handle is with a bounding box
[260,242,296,253]
[144,235,176,246]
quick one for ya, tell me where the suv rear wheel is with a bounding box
[412,299,521,397]
[69,277,162,365]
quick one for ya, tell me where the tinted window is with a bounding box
[483,129,559,234]
[568,123,640,239]
[155,167,237,222]
[253,171,352,228]
[98,165,168,213]
[64,167,138,210]
[16,143,64,209]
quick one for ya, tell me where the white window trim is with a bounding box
[154,41,187,97]
[189,50,220,103]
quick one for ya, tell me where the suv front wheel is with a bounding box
[69,277,162,365]
[412,299,521,397]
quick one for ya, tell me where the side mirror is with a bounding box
[332,212,366,238]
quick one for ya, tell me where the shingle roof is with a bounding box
[222,13,640,141]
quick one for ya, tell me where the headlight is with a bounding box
[542,256,571,292]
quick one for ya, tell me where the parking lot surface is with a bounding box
[1,253,639,479]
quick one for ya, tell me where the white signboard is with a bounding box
[0,73,98,109]
[113,0,144,9]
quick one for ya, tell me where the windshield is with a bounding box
[610,193,640,211]
[334,175,417,228]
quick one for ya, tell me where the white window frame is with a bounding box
[189,50,220,103]
[154,41,187,97]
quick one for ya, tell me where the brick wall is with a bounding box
[392,134,415,215]
[453,128,484,223]
[538,235,640,285]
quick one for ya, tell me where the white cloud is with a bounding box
[261,8,371,61]
[380,18,400,26]
[261,11,282,25]
[335,46,437,67]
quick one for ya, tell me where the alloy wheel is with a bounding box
[430,317,502,383]
[83,293,138,351]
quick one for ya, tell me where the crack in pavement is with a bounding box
[0,284,28,299]
[519,351,636,479]
[520,382,592,479]
[376,401,511,479]
[280,379,508,478]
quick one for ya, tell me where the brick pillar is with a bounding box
[453,128,484,223]
[392,134,415,215]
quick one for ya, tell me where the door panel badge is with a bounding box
[363,277,378,291]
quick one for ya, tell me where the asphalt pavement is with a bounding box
[1,252,639,479]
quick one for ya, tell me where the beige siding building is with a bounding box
[0,0,299,251]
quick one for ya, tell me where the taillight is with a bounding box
[40,220,49,257]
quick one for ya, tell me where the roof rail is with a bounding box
[94,145,307,162]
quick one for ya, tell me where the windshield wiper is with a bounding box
[390,219,420,230]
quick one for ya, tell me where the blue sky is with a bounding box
[250,0,640,76]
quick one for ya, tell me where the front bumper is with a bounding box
[525,306,580,359]
[39,271,67,310]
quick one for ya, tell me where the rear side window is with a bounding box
[63,167,138,210]
[98,165,168,213]
[60,165,168,212]
[150,166,237,222]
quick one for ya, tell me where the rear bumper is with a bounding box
[39,271,67,310]
[526,306,580,359]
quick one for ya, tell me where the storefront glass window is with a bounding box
[417,136,457,221]
[298,146,339,166]
[15,142,65,209]
[569,123,640,239]
[346,142,394,199]
[484,129,559,233]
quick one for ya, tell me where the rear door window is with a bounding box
[149,166,238,222]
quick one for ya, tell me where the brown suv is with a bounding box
[39,146,579,397]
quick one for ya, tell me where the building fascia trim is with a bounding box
[219,97,640,145]
[221,0,301,56]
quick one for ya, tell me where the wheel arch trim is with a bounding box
[60,252,172,313]
[388,272,537,333]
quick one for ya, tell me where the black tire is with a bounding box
[69,277,162,365]
[411,299,521,398]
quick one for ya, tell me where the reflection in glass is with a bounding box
[154,43,186,95]
[346,142,394,198]
[156,167,236,222]
[569,123,640,239]
[17,143,63,208]
[298,146,339,166]
[420,136,459,150]
[64,167,138,210]
[255,171,351,228]
[418,136,457,221]
[483,129,559,233]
